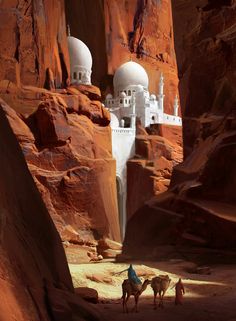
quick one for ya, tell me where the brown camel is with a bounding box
[151,275,171,309]
[122,279,151,313]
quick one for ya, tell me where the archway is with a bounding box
[116,176,125,239]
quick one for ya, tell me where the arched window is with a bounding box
[128,90,131,96]
[125,99,127,104]
[124,90,127,95]
[120,99,123,104]
[73,72,77,79]
[79,72,82,80]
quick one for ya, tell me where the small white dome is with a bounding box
[106,93,113,99]
[110,113,119,128]
[120,91,127,98]
[150,94,156,100]
[113,61,149,91]
[67,36,92,71]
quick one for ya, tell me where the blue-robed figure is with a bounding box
[117,264,142,284]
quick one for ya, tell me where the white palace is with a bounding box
[68,35,182,238]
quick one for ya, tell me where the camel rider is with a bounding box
[116,264,142,285]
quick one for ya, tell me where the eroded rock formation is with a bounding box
[0,1,121,252]
[0,0,69,89]
[3,86,121,247]
[0,99,104,321]
[127,123,183,220]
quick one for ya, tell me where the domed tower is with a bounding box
[113,61,149,96]
[67,36,92,85]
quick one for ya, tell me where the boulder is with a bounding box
[98,238,122,251]
[34,98,70,146]
[86,274,113,284]
[102,249,122,259]
[75,287,99,304]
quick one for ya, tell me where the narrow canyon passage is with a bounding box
[0,0,236,320]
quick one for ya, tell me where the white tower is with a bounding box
[173,94,179,116]
[130,94,136,129]
[158,72,165,113]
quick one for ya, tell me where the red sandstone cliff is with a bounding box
[0,0,69,89]
[0,99,104,320]
[123,0,236,256]
[0,1,121,248]
[4,85,121,246]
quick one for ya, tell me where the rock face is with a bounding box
[0,0,69,89]
[0,100,104,321]
[0,1,121,246]
[123,0,236,256]
[127,124,183,220]
[3,86,121,245]
[65,0,180,113]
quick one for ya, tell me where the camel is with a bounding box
[151,275,171,309]
[122,279,151,313]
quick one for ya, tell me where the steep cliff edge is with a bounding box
[0,1,121,250]
[123,0,236,256]
[0,0,69,89]
[0,99,104,321]
[4,86,121,247]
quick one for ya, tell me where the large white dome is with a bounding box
[113,61,149,91]
[67,36,92,71]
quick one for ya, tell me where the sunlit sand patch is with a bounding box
[69,262,227,300]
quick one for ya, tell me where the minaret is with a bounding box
[130,94,136,129]
[67,25,71,37]
[158,72,165,113]
[173,94,179,116]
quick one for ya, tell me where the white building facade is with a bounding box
[106,61,182,238]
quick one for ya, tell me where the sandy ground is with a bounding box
[69,259,236,321]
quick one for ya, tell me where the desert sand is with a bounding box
[69,259,236,321]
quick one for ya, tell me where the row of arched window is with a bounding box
[107,99,131,105]
[120,99,131,104]
[119,89,136,96]
[73,71,82,80]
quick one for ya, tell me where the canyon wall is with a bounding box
[0,99,104,321]
[0,0,69,89]
[123,0,236,257]
[0,0,121,251]
[4,84,121,247]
